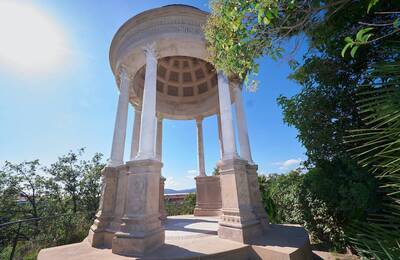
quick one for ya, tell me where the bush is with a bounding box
[165,193,196,216]
[0,212,93,260]
[260,159,378,250]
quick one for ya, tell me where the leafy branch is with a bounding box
[341,0,400,58]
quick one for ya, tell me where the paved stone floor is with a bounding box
[165,215,218,240]
[38,215,315,260]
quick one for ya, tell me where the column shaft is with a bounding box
[217,72,238,160]
[196,118,206,176]
[109,68,130,166]
[234,83,254,164]
[217,112,224,160]
[137,44,157,160]
[156,117,163,161]
[130,108,141,160]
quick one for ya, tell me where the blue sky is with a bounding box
[0,0,306,190]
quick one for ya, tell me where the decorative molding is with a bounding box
[123,16,204,45]
[116,64,134,86]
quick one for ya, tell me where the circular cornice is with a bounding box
[109,5,208,76]
[109,5,236,120]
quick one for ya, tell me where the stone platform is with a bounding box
[38,215,312,260]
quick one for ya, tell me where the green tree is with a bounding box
[0,149,105,259]
[79,153,104,216]
[206,0,400,164]
[46,150,83,213]
[279,1,399,164]
[204,0,370,80]
[205,0,400,255]
[0,168,20,223]
[1,160,47,225]
[182,193,196,215]
[45,149,104,214]
[212,167,220,176]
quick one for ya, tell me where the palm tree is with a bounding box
[346,59,400,259]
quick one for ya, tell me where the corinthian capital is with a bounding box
[117,64,133,81]
[229,77,242,91]
[195,116,203,125]
[142,42,158,60]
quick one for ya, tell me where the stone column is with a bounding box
[113,160,164,256]
[109,67,131,167]
[155,115,163,161]
[233,82,254,164]
[130,107,142,160]
[217,72,238,160]
[155,115,165,222]
[159,177,167,221]
[196,117,206,177]
[217,112,224,160]
[113,43,164,256]
[88,167,120,247]
[216,73,262,244]
[136,43,157,160]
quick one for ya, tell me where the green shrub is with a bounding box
[165,193,196,216]
[0,212,93,260]
[259,159,378,250]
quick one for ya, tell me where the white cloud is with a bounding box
[273,158,303,171]
[163,170,198,190]
[185,169,198,179]
[164,176,182,190]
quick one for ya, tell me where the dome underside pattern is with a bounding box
[135,56,218,99]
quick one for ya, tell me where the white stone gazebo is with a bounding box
[38,5,312,260]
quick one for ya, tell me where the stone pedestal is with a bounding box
[159,177,167,221]
[88,166,122,247]
[194,176,222,216]
[246,163,269,229]
[112,159,165,256]
[217,158,263,243]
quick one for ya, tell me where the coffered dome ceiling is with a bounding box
[132,56,221,120]
[136,56,217,98]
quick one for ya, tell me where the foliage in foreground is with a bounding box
[259,161,378,250]
[345,59,400,258]
[0,212,92,260]
[0,149,105,259]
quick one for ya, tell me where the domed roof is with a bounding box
[135,56,217,99]
[109,5,230,120]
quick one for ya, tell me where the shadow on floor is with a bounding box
[136,243,207,260]
[249,224,309,248]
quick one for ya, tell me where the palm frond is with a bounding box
[345,58,400,258]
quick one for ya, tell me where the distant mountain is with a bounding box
[164,188,195,194]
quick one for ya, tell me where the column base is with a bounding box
[246,163,269,230]
[111,159,165,256]
[217,158,264,243]
[194,176,222,217]
[112,227,164,256]
[218,218,262,243]
[193,208,222,216]
[88,166,122,248]
[88,227,115,248]
[159,177,167,222]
